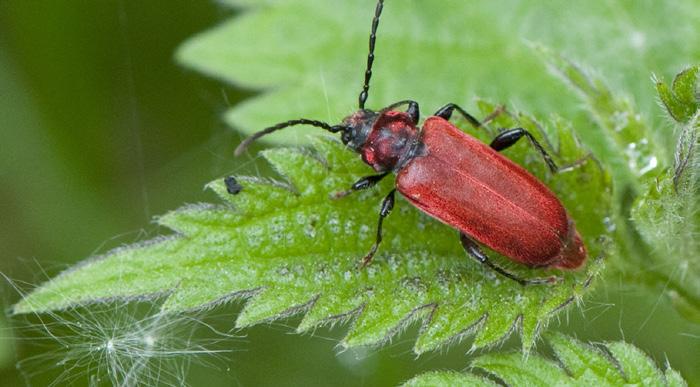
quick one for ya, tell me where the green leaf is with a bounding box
[15,105,610,353]
[630,66,700,323]
[402,371,497,387]
[656,66,699,124]
[177,1,698,323]
[403,333,687,386]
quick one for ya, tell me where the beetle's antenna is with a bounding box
[234,119,345,156]
[358,0,385,110]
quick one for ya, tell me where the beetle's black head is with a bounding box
[339,109,378,151]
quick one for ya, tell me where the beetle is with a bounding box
[234,0,586,285]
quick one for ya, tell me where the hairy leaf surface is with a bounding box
[15,105,610,352]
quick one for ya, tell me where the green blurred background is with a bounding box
[1,1,698,386]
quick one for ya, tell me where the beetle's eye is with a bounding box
[341,129,353,145]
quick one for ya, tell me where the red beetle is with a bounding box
[234,0,586,285]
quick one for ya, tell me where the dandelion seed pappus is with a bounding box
[9,296,239,386]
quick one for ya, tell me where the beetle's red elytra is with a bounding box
[234,0,586,285]
[394,113,586,270]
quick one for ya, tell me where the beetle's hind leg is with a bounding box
[460,233,559,286]
[490,128,558,173]
[360,189,396,268]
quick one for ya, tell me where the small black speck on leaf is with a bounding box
[225,176,243,195]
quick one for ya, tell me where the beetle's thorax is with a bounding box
[341,110,421,172]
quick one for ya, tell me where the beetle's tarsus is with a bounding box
[360,250,376,269]
[359,189,396,269]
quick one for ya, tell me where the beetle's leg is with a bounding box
[381,100,420,125]
[459,233,559,286]
[406,101,419,125]
[435,103,506,129]
[360,189,396,268]
[332,172,390,199]
[434,103,483,129]
[490,128,558,173]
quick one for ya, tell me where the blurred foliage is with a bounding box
[0,1,244,385]
[536,49,700,323]
[405,333,687,387]
[630,67,700,323]
[2,0,699,385]
[178,0,699,154]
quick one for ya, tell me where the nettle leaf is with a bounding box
[403,333,688,387]
[631,66,700,323]
[15,102,610,352]
[403,371,498,387]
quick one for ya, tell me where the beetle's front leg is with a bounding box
[381,100,420,124]
[460,233,559,286]
[360,189,396,268]
[331,172,389,199]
